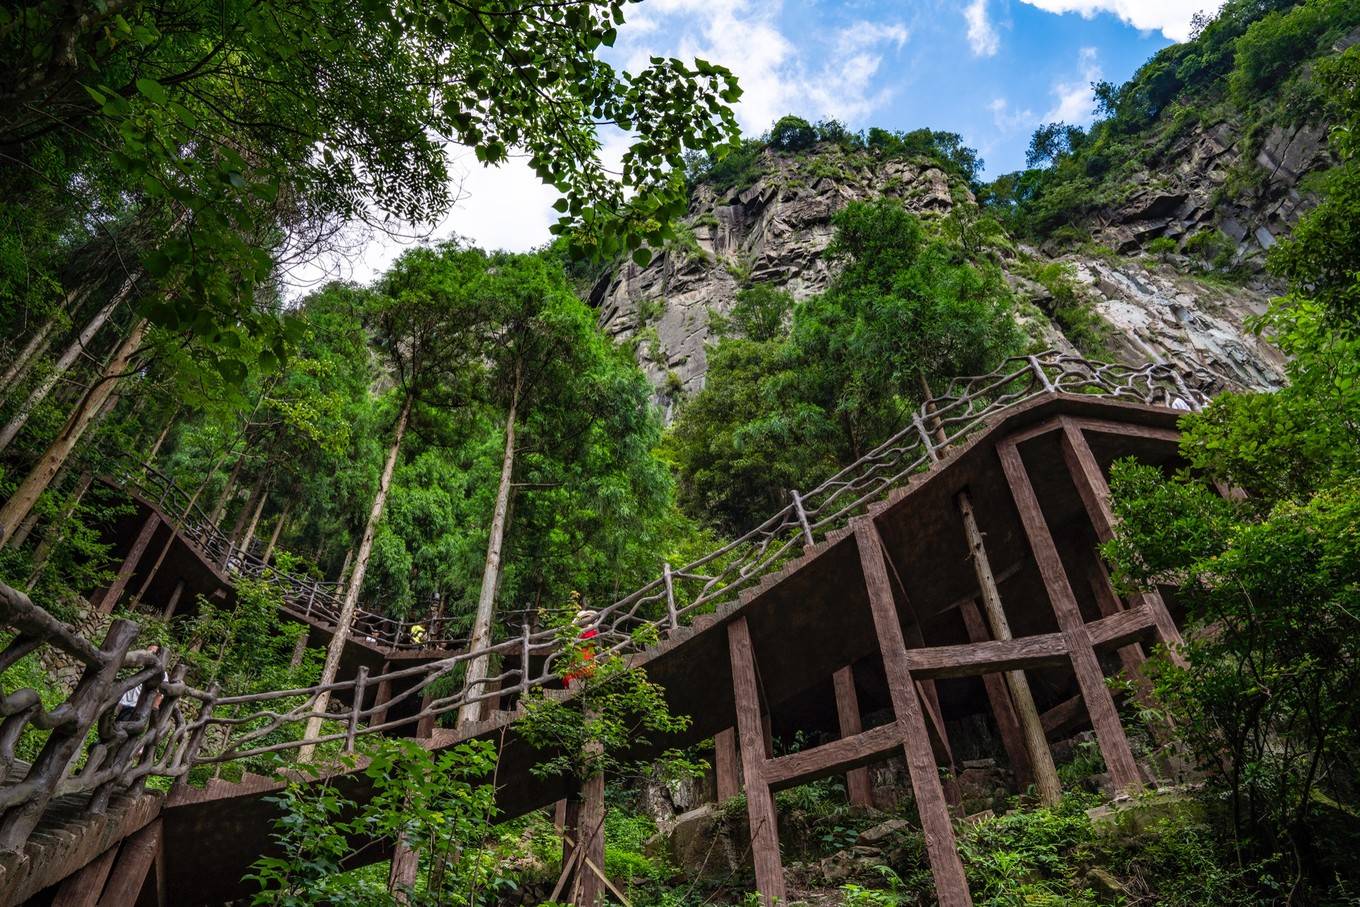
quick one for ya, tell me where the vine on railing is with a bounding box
[0,353,1224,855]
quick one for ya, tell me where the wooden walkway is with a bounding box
[4,390,1193,905]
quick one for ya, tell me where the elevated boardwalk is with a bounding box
[1,354,1213,906]
[152,393,1187,905]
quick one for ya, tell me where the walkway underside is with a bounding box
[146,393,1186,905]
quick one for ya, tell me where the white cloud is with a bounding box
[1044,46,1101,124]
[619,1,908,132]
[1018,0,1228,42]
[989,97,1034,132]
[965,0,1000,57]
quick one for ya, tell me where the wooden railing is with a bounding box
[122,465,464,651]
[0,352,1226,855]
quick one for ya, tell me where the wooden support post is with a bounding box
[833,666,875,808]
[714,727,740,802]
[371,662,394,725]
[388,836,419,903]
[855,521,972,907]
[727,616,786,906]
[161,579,186,619]
[346,665,369,752]
[1058,418,1185,664]
[51,844,118,907]
[415,683,436,739]
[998,438,1142,793]
[96,512,159,613]
[956,490,1061,803]
[958,599,1033,787]
[98,818,162,906]
[553,798,567,831]
[573,750,606,907]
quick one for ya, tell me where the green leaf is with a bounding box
[632,248,652,267]
[135,77,167,105]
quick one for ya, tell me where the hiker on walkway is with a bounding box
[564,607,599,687]
[116,644,166,722]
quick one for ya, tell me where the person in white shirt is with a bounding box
[115,644,166,722]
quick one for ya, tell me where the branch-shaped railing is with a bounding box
[0,353,1226,855]
[122,465,464,651]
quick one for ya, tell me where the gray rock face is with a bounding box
[1088,118,1330,263]
[1064,255,1286,390]
[594,148,953,420]
[596,138,1295,414]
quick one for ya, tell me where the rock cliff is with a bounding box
[593,140,1295,419]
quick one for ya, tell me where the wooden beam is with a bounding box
[1069,416,1181,444]
[997,437,1142,793]
[904,633,1069,679]
[1040,692,1088,740]
[1088,604,1156,651]
[96,512,159,613]
[1059,418,1186,663]
[714,727,740,802]
[51,845,118,907]
[959,599,1033,786]
[957,489,1062,804]
[727,616,785,906]
[877,536,962,804]
[855,520,972,907]
[833,667,875,807]
[97,818,161,907]
[766,721,905,791]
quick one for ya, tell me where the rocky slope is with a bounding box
[592,139,1295,419]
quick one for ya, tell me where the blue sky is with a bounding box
[296,0,1223,289]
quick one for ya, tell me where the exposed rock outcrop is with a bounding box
[595,134,1299,415]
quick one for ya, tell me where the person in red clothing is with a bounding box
[564,607,599,687]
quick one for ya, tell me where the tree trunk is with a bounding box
[0,317,57,396]
[261,499,292,566]
[239,487,268,558]
[208,450,247,527]
[224,471,266,565]
[299,393,412,761]
[26,471,94,587]
[459,374,521,726]
[0,319,147,547]
[0,270,140,454]
[144,406,179,463]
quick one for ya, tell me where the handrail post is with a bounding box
[663,562,679,631]
[520,622,532,693]
[171,684,218,795]
[1029,355,1056,393]
[345,666,368,753]
[912,414,940,463]
[790,490,815,548]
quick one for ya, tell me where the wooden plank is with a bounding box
[1070,416,1181,444]
[876,537,962,803]
[957,489,1061,805]
[765,721,905,791]
[714,727,740,801]
[833,667,875,807]
[1088,604,1157,651]
[727,616,785,906]
[903,633,1069,679]
[97,818,161,907]
[958,599,1032,786]
[1040,692,1088,740]
[1059,418,1186,662]
[855,521,972,907]
[51,844,119,907]
[97,512,159,613]
[997,438,1142,793]
[574,757,606,907]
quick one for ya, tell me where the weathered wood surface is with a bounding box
[764,721,906,791]
[727,616,785,906]
[833,666,875,807]
[998,437,1142,793]
[856,521,972,907]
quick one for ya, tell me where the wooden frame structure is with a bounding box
[724,415,1183,906]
